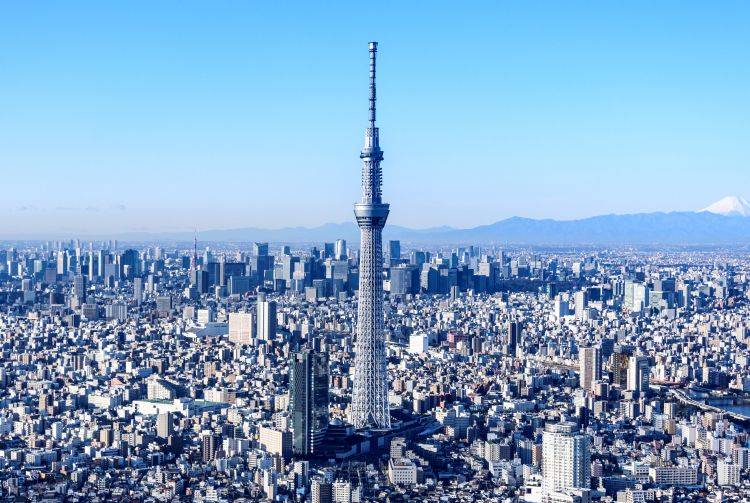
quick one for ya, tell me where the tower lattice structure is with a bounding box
[351,41,391,430]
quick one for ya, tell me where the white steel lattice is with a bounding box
[351,42,391,430]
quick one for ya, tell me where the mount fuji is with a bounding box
[700,196,750,217]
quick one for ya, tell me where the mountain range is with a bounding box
[113,196,750,246]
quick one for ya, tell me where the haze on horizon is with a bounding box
[1,2,749,237]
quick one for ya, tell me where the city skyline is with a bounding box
[2,2,749,236]
[3,4,750,501]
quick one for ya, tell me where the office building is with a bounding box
[388,240,401,263]
[156,412,174,438]
[579,346,601,391]
[228,312,255,345]
[133,276,143,305]
[334,239,347,260]
[289,348,329,456]
[627,355,650,393]
[257,293,277,341]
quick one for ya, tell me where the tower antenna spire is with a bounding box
[369,41,377,129]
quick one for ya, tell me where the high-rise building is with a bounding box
[156,295,173,317]
[253,242,271,284]
[579,346,602,391]
[574,290,588,320]
[201,431,220,462]
[542,422,591,495]
[97,250,106,278]
[259,425,292,459]
[73,274,87,303]
[717,458,740,486]
[88,251,96,281]
[156,412,174,438]
[257,293,277,341]
[289,347,329,456]
[390,265,418,296]
[334,239,347,260]
[627,355,650,393]
[388,240,401,263]
[228,312,255,345]
[507,321,522,356]
[351,42,391,430]
[311,477,333,503]
[57,250,67,276]
[133,276,143,305]
[253,242,269,256]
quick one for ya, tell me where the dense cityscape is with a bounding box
[3,13,750,502]
[1,235,750,502]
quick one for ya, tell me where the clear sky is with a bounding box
[1,2,748,237]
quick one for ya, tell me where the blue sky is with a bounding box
[1,2,748,236]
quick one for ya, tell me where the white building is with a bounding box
[196,308,214,326]
[542,422,591,496]
[228,312,255,345]
[332,480,352,503]
[627,355,650,393]
[409,333,429,354]
[648,466,698,486]
[717,458,740,486]
[257,293,277,341]
[258,426,292,459]
[388,458,419,486]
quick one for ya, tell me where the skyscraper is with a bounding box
[388,240,401,264]
[627,355,650,393]
[88,251,96,281]
[73,274,87,303]
[351,42,390,430]
[579,346,602,391]
[542,422,591,496]
[133,276,143,305]
[334,239,347,260]
[507,321,522,357]
[257,292,277,342]
[289,347,329,456]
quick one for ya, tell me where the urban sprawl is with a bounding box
[0,241,749,502]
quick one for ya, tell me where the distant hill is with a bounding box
[428,212,750,245]
[115,211,750,245]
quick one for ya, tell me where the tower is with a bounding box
[351,41,391,429]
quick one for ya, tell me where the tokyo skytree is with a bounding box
[351,41,391,430]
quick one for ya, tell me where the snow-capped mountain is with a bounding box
[700,196,750,217]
